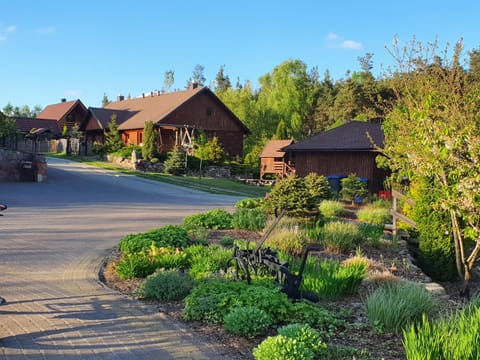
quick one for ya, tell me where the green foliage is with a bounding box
[223,306,272,336]
[116,253,156,279]
[266,221,310,256]
[358,223,385,247]
[287,256,366,300]
[150,246,189,270]
[235,197,263,209]
[184,279,292,324]
[320,221,362,253]
[186,244,233,280]
[288,301,346,337]
[232,208,266,231]
[118,225,191,255]
[110,144,142,159]
[182,208,233,230]
[340,174,368,203]
[365,280,437,333]
[413,180,457,281]
[357,206,391,225]
[194,132,225,166]
[136,269,194,301]
[277,323,327,356]
[304,173,331,204]
[142,121,156,160]
[163,146,185,175]
[318,200,344,218]
[104,115,124,153]
[403,306,480,360]
[253,335,314,360]
[264,174,311,214]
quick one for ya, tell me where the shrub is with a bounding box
[278,323,327,356]
[232,208,266,231]
[116,253,157,279]
[224,306,272,336]
[321,221,361,253]
[253,335,314,360]
[136,269,194,301]
[288,301,347,337]
[291,257,366,300]
[266,225,310,256]
[365,280,437,333]
[413,179,457,281]
[235,197,263,209]
[304,173,331,204]
[187,244,233,280]
[182,209,233,230]
[110,144,142,159]
[150,246,189,270]
[358,223,385,247]
[184,279,292,324]
[118,225,191,255]
[357,206,391,225]
[340,174,367,204]
[163,146,185,175]
[263,174,311,215]
[318,200,344,218]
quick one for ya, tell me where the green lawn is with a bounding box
[47,153,269,198]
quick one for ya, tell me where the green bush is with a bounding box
[413,179,457,281]
[266,225,310,256]
[253,335,314,360]
[235,197,263,209]
[358,223,385,247]
[263,174,311,215]
[403,306,480,360]
[184,279,292,324]
[320,221,361,253]
[288,301,346,338]
[118,225,191,255]
[187,244,233,280]
[318,200,344,218]
[224,306,272,336]
[365,280,437,333]
[340,174,367,204]
[304,173,331,204]
[136,269,194,301]
[219,236,235,247]
[232,208,266,231]
[116,253,157,279]
[182,209,233,230]
[287,256,366,300]
[278,323,327,356]
[164,146,186,175]
[151,247,189,270]
[357,206,391,225]
[110,144,142,159]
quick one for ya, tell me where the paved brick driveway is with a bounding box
[0,158,241,359]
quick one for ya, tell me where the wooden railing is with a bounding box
[273,161,295,178]
[390,189,416,235]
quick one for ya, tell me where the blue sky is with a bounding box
[1,0,478,109]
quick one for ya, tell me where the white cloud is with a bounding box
[325,32,363,50]
[340,40,363,50]
[0,24,16,42]
[0,35,6,42]
[36,26,56,35]
[6,25,16,33]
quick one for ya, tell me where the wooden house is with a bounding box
[36,99,88,132]
[259,139,295,179]
[282,121,389,193]
[101,84,250,157]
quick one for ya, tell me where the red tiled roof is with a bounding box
[13,117,61,134]
[259,140,294,158]
[37,100,85,121]
[283,121,384,152]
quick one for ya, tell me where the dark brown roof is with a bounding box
[283,121,384,152]
[37,99,86,121]
[105,87,249,133]
[13,117,61,134]
[87,107,136,130]
[260,140,294,158]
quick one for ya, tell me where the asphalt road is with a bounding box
[0,157,243,359]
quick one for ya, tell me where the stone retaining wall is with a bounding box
[0,148,47,182]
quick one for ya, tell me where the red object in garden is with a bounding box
[378,191,391,200]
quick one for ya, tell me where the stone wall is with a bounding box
[0,148,47,182]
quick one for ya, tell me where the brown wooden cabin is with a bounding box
[37,99,88,132]
[99,84,250,157]
[259,139,295,179]
[282,121,389,193]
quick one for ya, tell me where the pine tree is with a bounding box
[163,146,185,175]
[142,121,156,160]
[104,114,124,153]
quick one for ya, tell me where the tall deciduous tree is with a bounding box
[382,37,480,296]
[162,70,175,93]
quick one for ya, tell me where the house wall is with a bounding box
[58,104,88,131]
[122,129,143,146]
[292,151,389,193]
[161,92,245,157]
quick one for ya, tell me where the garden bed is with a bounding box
[100,228,456,360]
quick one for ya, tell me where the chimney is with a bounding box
[117,95,124,102]
[150,91,154,97]
[61,98,67,103]
[157,90,161,96]
[142,93,145,98]
[189,82,199,90]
